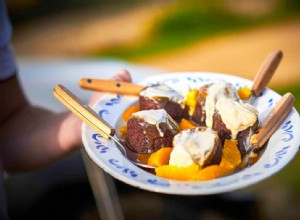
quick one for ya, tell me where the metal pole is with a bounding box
[81,149,124,220]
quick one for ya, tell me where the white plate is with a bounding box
[82,72,300,195]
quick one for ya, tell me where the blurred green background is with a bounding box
[6,0,300,219]
[96,0,300,59]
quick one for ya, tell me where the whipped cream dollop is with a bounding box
[140,84,185,108]
[131,109,179,137]
[169,127,218,167]
[204,83,237,128]
[215,97,258,139]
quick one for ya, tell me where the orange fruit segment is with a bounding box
[155,164,200,181]
[148,147,172,167]
[122,105,140,122]
[193,139,241,181]
[137,154,151,165]
[192,165,233,181]
[238,87,252,100]
[179,118,197,130]
[220,139,241,170]
[119,125,127,139]
[185,89,198,115]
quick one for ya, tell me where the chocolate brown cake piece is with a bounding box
[139,84,189,122]
[212,97,259,155]
[125,109,180,154]
[191,82,238,127]
[169,127,222,168]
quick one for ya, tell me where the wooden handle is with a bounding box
[79,78,144,95]
[250,92,295,148]
[53,84,115,139]
[251,50,283,97]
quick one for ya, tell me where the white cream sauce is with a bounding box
[140,84,185,108]
[205,83,237,128]
[215,97,258,139]
[132,109,179,137]
[169,128,217,167]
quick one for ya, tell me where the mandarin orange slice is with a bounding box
[238,87,252,100]
[220,139,241,170]
[122,105,140,122]
[179,118,197,130]
[119,125,127,139]
[185,89,199,115]
[155,164,200,181]
[137,154,151,165]
[148,147,172,167]
[192,165,233,181]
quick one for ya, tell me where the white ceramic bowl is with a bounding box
[82,72,300,195]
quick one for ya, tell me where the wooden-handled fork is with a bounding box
[79,78,144,95]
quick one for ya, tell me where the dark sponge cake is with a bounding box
[139,84,189,122]
[191,85,207,126]
[191,82,237,127]
[212,97,259,156]
[125,109,180,154]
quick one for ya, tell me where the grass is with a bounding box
[98,8,256,58]
[276,84,300,112]
[95,1,300,60]
[96,7,263,59]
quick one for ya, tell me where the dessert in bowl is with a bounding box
[82,72,300,195]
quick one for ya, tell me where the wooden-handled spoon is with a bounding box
[250,92,294,149]
[248,49,283,101]
[243,92,295,166]
[252,49,283,96]
[53,84,114,139]
[53,84,155,169]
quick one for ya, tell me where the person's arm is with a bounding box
[0,70,131,173]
